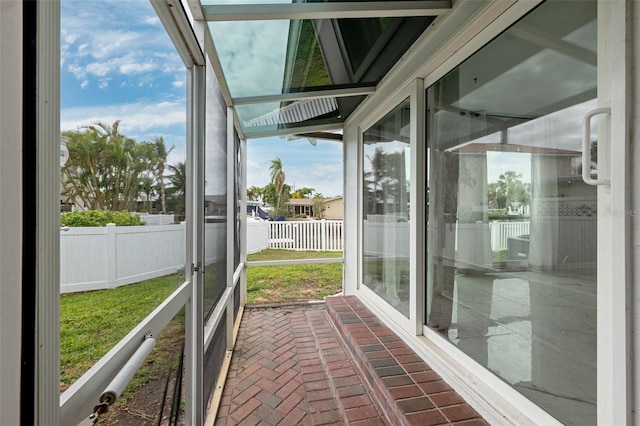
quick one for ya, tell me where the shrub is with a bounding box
[61,210,145,227]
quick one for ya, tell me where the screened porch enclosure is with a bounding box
[25,0,627,424]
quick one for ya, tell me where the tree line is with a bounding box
[247,158,327,218]
[61,120,185,215]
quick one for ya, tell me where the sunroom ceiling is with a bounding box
[199,0,450,139]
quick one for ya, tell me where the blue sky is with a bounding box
[61,0,344,198]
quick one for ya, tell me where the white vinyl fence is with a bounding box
[60,222,225,293]
[269,220,343,251]
[247,219,269,254]
[489,221,530,251]
[61,219,526,293]
[136,213,175,225]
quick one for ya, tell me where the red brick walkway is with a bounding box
[215,299,487,426]
[216,303,387,425]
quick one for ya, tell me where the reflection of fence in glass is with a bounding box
[489,221,530,251]
[269,220,343,251]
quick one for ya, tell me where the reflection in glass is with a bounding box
[204,67,228,320]
[208,15,433,133]
[426,1,597,424]
[362,99,411,317]
[234,133,241,272]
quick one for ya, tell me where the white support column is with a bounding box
[410,79,426,334]
[226,106,235,349]
[240,137,248,307]
[0,2,24,425]
[36,0,61,422]
[185,63,205,426]
[342,120,360,295]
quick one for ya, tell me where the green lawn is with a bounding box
[248,249,343,261]
[60,275,180,390]
[246,250,343,304]
[60,250,342,391]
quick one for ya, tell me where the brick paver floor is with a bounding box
[216,303,388,426]
[215,300,487,426]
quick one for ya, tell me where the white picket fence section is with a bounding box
[269,220,343,251]
[489,221,530,251]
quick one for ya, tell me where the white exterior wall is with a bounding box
[0,2,23,424]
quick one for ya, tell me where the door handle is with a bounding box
[582,107,610,186]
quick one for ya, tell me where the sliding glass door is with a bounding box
[362,100,412,318]
[425,1,597,424]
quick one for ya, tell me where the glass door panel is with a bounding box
[363,99,411,317]
[425,1,597,424]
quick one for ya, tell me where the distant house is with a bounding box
[323,196,343,220]
[286,198,314,217]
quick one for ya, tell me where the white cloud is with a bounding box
[80,80,89,89]
[68,63,86,79]
[61,1,182,86]
[78,43,89,56]
[98,79,110,89]
[119,60,157,75]
[144,16,161,26]
[61,100,186,133]
[85,61,111,77]
[172,80,185,88]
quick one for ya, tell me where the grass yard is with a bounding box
[60,250,341,394]
[60,275,181,390]
[246,250,343,304]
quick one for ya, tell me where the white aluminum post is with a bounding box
[37,0,61,422]
[226,106,235,349]
[410,78,426,334]
[0,3,24,425]
[185,63,205,426]
[240,138,248,306]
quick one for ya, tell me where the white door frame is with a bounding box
[596,0,631,423]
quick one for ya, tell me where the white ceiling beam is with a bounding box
[232,85,375,106]
[290,131,344,142]
[242,122,343,139]
[184,0,205,20]
[203,1,451,21]
[151,0,205,66]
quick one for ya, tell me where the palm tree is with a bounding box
[364,147,387,214]
[62,120,155,211]
[140,175,156,213]
[269,158,286,210]
[247,185,263,202]
[152,136,174,214]
[167,161,186,215]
